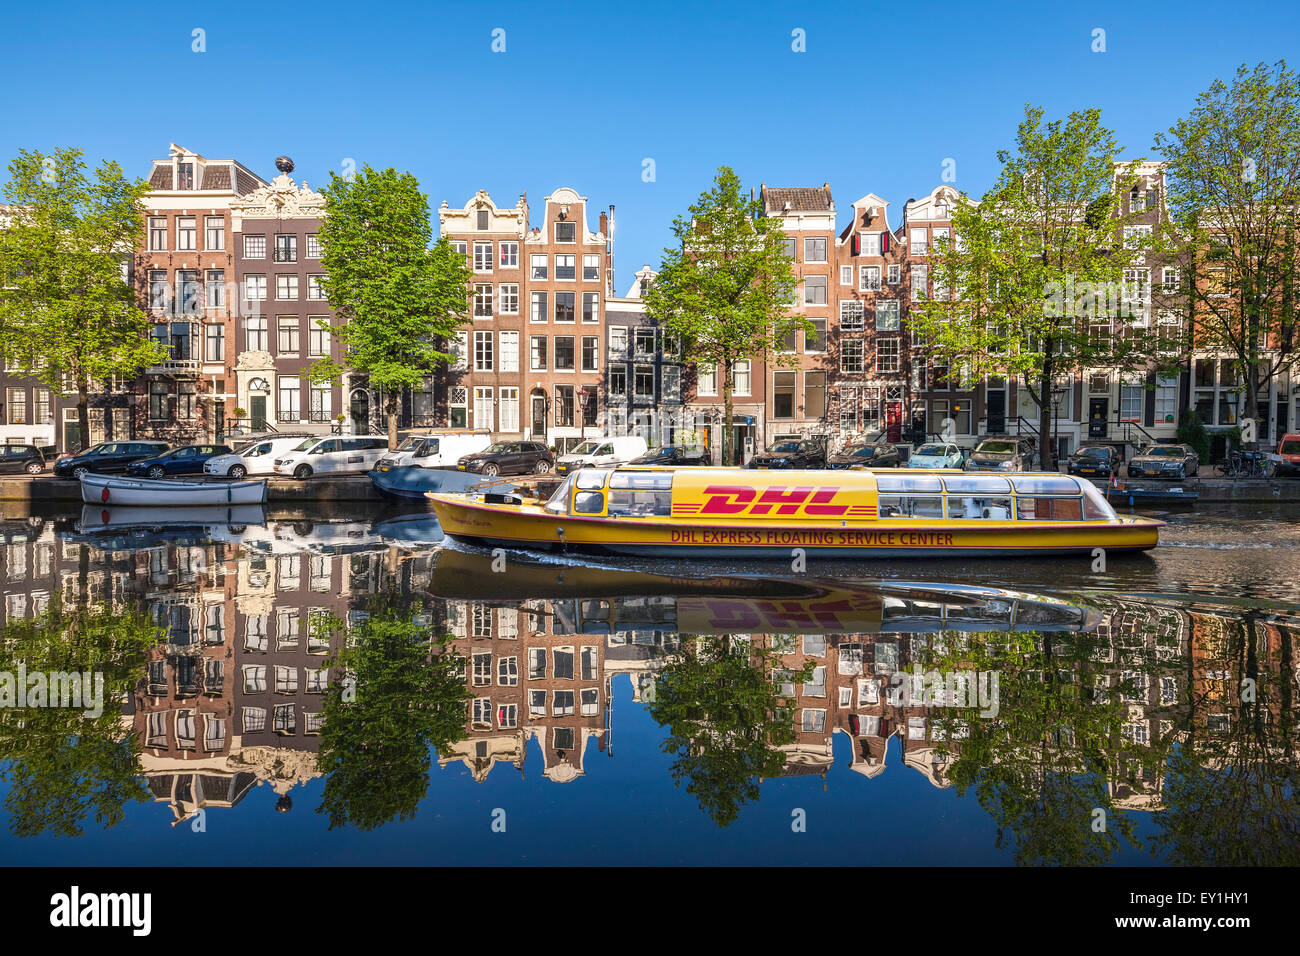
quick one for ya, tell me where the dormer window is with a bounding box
[177,163,194,189]
[477,208,489,230]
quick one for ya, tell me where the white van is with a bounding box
[272,435,391,478]
[205,436,315,478]
[555,436,649,475]
[375,431,492,472]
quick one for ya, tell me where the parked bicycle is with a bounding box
[1214,449,1277,478]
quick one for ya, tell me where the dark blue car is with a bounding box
[125,444,232,479]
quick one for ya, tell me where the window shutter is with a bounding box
[851,233,860,256]
[880,231,890,253]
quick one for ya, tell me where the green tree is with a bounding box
[648,635,810,827]
[314,603,469,831]
[644,167,803,466]
[0,147,165,448]
[911,107,1163,468]
[1155,60,1300,441]
[0,599,158,837]
[310,165,472,448]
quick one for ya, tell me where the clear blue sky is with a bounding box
[2,0,1296,289]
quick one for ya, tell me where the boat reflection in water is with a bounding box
[0,514,1292,864]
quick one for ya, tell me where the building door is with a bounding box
[1088,397,1108,438]
[884,402,903,442]
[530,391,547,439]
[250,395,267,432]
[986,389,1007,434]
[62,409,84,454]
[213,400,224,439]
[350,390,369,434]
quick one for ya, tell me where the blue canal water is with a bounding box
[0,502,1295,866]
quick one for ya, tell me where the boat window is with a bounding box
[573,491,605,515]
[878,495,944,519]
[947,495,1013,519]
[1009,475,1081,495]
[876,474,943,494]
[609,489,671,517]
[1081,482,1118,520]
[544,475,575,513]
[608,471,673,491]
[574,469,609,491]
[1015,497,1084,520]
[941,475,1012,495]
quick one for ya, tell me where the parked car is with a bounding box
[457,441,554,477]
[1277,433,1300,476]
[906,442,967,470]
[964,437,1039,472]
[53,441,171,479]
[0,443,47,475]
[125,444,233,479]
[555,436,648,475]
[272,435,391,479]
[1127,443,1200,480]
[746,437,828,469]
[629,444,711,466]
[375,430,493,472]
[1067,444,1123,478]
[827,441,902,470]
[205,436,315,478]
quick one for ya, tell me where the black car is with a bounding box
[827,441,902,470]
[0,443,46,475]
[457,441,554,477]
[53,441,172,479]
[125,444,233,478]
[964,437,1039,473]
[630,444,711,466]
[1127,443,1200,480]
[1067,444,1122,477]
[746,438,828,469]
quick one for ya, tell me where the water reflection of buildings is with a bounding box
[1,511,1296,826]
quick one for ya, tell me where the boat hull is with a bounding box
[368,465,512,501]
[426,494,1162,559]
[79,473,268,506]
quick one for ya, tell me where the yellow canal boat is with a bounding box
[426,467,1163,559]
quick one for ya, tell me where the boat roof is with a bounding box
[582,466,1095,495]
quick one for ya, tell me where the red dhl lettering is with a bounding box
[699,484,848,517]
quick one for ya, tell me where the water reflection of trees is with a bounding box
[0,599,158,837]
[314,601,469,832]
[0,518,1296,860]
[649,635,812,827]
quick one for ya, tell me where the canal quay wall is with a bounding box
[0,475,1298,505]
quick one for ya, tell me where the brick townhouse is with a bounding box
[229,158,348,436]
[136,143,267,446]
[438,187,612,454]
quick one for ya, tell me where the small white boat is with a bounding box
[79,472,268,506]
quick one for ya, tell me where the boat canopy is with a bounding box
[542,468,1117,521]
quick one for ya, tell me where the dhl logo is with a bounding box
[685,484,855,517]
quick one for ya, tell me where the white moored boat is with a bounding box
[79,473,268,506]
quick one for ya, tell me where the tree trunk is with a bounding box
[386,388,399,450]
[77,381,90,454]
[1242,361,1260,448]
[721,356,733,467]
[1038,357,1054,471]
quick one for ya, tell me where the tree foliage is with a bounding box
[312,165,472,447]
[0,147,164,446]
[645,167,804,465]
[1155,59,1300,431]
[910,107,1164,467]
